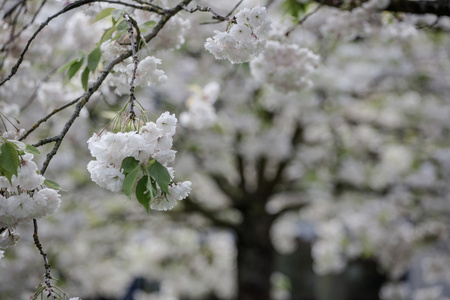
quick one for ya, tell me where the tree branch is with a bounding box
[316,0,450,16]
[209,173,244,200]
[386,0,450,16]
[183,197,239,230]
[271,202,308,222]
[19,97,81,141]
[234,132,247,194]
[285,4,323,37]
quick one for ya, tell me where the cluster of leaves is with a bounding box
[121,156,171,213]
[58,8,156,91]
[0,139,60,189]
[58,47,102,91]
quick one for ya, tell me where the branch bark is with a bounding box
[317,0,450,16]
[386,0,450,16]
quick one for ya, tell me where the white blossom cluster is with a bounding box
[100,41,126,64]
[0,151,61,229]
[87,112,191,211]
[147,15,191,52]
[205,6,271,64]
[250,40,320,93]
[320,0,391,41]
[304,192,450,285]
[102,52,167,96]
[180,82,220,130]
[311,220,347,274]
[126,56,168,87]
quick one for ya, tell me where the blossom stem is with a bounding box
[124,13,139,130]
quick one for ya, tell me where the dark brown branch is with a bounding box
[317,0,450,16]
[387,0,450,16]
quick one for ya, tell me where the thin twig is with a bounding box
[33,219,56,300]
[185,0,243,25]
[131,0,163,11]
[225,0,244,18]
[2,0,25,19]
[285,4,322,37]
[184,5,230,21]
[19,97,81,141]
[1,0,48,52]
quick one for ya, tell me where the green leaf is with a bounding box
[122,167,139,197]
[116,20,128,32]
[87,47,102,72]
[81,67,90,91]
[143,20,157,28]
[100,25,118,44]
[111,9,123,22]
[121,157,140,174]
[282,0,309,18]
[136,175,151,213]
[109,32,124,42]
[25,144,40,155]
[44,179,62,190]
[0,169,14,185]
[7,140,26,150]
[58,58,79,73]
[0,142,19,183]
[92,8,115,23]
[147,160,171,194]
[67,57,84,79]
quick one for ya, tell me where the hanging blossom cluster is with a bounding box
[205,6,272,64]
[101,42,168,96]
[126,56,168,87]
[87,112,191,211]
[0,146,61,230]
[250,40,320,93]
[180,82,220,130]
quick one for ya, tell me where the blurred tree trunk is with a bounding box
[235,197,274,300]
